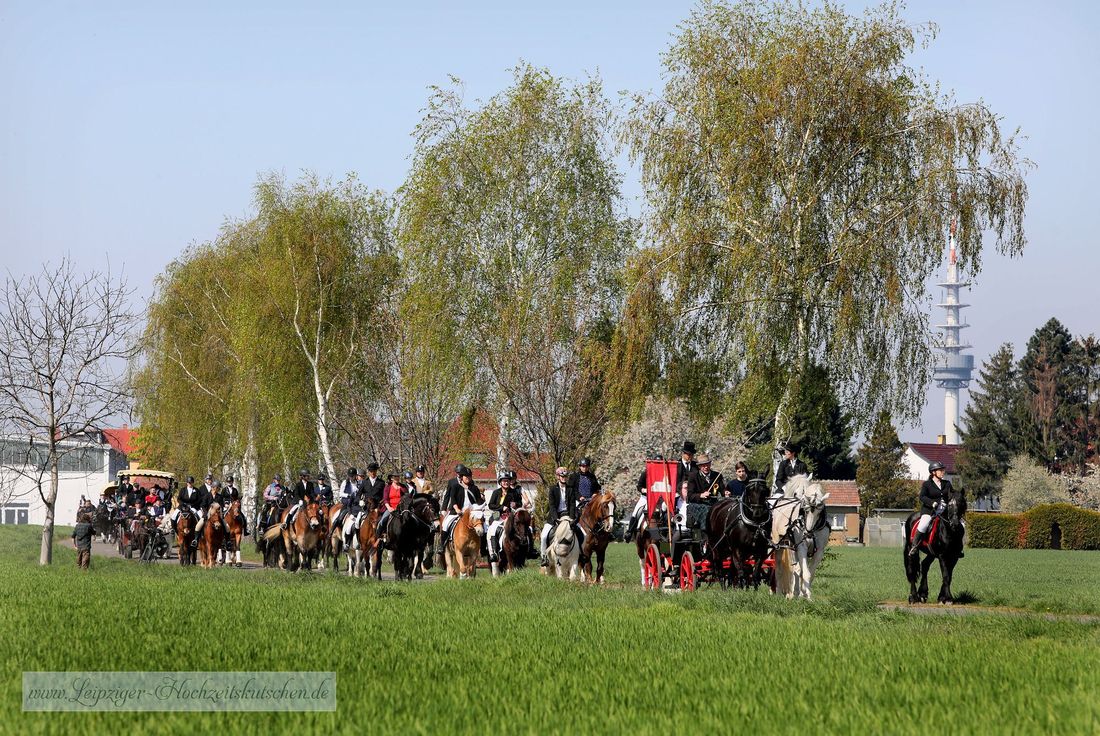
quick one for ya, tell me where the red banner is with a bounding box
[644,460,678,521]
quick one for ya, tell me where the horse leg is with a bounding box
[596,545,606,584]
[918,554,935,603]
[938,555,958,605]
[905,546,921,603]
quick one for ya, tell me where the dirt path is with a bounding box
[877,602,1100,625]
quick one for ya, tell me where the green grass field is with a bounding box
[2,526,1098,735]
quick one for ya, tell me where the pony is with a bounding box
[218,500,245,567]
[546,517,581,580]
[494,508,533,577]
[355,507,381,579]
[706,477,772,588]
[904,487,967,604]
[175,508,197,566]
[771,475,830,600]
[323,502,346,572]
[263,501,324,571]
[444,505,487,579]
[382,493,440,581]
[199,502,225,569]
[578,492,616,584]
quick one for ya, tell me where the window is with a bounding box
[830,512,847,530]
[0,440,101,473]
[2,504,29,525]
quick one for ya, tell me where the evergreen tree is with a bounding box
[788,364,856,480]
[1020,318,1081,469]
[856,410,915,522]
[956,344,1026,503]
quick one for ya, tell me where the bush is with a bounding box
[999,454,1069,512]
[1022,503,1100,550]
[967,513,1023,549]
[966,504,1100,550]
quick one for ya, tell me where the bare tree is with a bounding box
[0,259,138,564]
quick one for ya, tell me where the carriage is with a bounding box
[639,460,774,591]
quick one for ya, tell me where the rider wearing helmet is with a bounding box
[361,462,385,510]
[910,461,956,557]
[172,476,206,547]
[281,469,316,530]
[486,470,523,563]
[435,464,484,557]
[316,472,333,506]
[411,464,432,495]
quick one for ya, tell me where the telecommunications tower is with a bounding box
[932,219,975,445]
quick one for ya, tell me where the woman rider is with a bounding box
[910,461,952,557]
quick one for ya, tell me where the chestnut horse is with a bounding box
[262,501,324,571]
[176,508,197,566]
[323,502,345,572]
[578,492,616,584]
[356,507,381,579]
[199,503,225,569]
[445,506,486,578]
[496,508,532,576]
[219,500,245,567]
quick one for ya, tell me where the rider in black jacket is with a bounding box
[910,461,958,556]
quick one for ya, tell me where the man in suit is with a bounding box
[774,444,809,495]
[540,466,583,566]
[688,454,724,503]
[679,441,699,485]
[360,462,386,510]
[281,469,316,529]
[436,464,483,556]
[172,476,205,547]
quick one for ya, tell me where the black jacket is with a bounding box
[444,478,484,513]
[919,478,952,514]
[546,482,578,525]
[178,485,204,510]
[488,486,524,512]
[361,476,386,506]
[689,469,725,503]
[567,471,602,501]
[292,480,317,503]
[774,458,808,493]
[316,482,333,505]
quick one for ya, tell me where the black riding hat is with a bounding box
[929,461,946,473]
[578,457,591,467]
[186,476,195,484]
[416,464,427,473]
[403,471,414,480]
[682,441,696,455]
[367,462,380,472]
[299,468,309,478]
[455,464,472,477]
[347,467,357,477]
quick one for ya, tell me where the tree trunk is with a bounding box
[311,371,336,482]
[496,403,511,474]
[242,424,259,521]
[39,442,59,565]
[772,313,808,481]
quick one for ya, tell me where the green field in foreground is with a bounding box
[2,526,1098,735]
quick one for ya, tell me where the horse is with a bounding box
[255,497,288,568]
[263,501,324,571]
[323,502,346,572]
[771,475,830,600]
[546,517,581,580]
[355,507,381,579]
[578,492,616,584]
[198,502,225,569]
[904,487,967,604]
[444,506,486,579]
[175,508,197,566]
[382,493,440,581]
[218,500,245,567]
[494,508,533,577]
[706,478,772,588]
[93,504,116,543]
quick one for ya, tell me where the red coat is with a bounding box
[384,483,405,510]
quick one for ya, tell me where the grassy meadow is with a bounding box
[2,526,1098,735]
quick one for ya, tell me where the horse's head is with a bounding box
[583,492,617,533]
[946,488,967,526]
[304,501,322,529]
[783,474,812,499]
[207,502,222,523]
[744,478,769,506]
[411,495,440,530]
[468,505,487,536]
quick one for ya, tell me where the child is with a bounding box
[72,511,94,570]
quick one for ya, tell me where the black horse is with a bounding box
[903,488,967,604]
[706,478,772,588]
[380,493,440,581]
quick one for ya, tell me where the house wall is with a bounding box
[0,439,115,526]
[826,505,860,545]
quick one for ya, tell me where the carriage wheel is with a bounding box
[643,544,660,590]
[680,551,696,591]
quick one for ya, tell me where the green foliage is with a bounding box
[967,505,1100,550]
[788,364,856,479]
[1019,318,1080,469]
[967,513,1024,549]
[1000,453,1070,513]
[623,0,1030,437]
[857,410,916,517]
[957,344,1027,502]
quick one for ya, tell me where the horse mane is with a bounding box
[783,474,812,498]
[580,491,615,526]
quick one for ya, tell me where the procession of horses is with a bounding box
[88,444,968,605]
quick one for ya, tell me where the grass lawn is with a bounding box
[2,526,1098,735]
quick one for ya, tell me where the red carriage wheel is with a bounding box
[644,544,660,590]
[680,551,696,591]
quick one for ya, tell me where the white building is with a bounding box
[901,441,960,486]
[0,431,129,526]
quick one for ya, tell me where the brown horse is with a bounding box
[444,506,486,578]
[358,507,382,579]
[497,509,532,576]
[176,509,197,566]
[221,500,245,567]
[579,492,617,584]
[199,503,225,568]
[262,501,324,571]
[323,502,345,572]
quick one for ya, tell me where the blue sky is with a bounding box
[2,1,1098,441]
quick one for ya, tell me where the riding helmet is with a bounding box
[299,468,309,477]
[416,464,427,473]
[928,461,946,473]
[456,464,472,478]
[367,462,380,472]
[498,470,510,481]
[186,476,195,484]
[403,471,414,480]
[347,467,357,478]
[226,474,234,483]
[578,457,591,467]
[507,470,517,481]
[318,473,327,481]
[274,473,283,482]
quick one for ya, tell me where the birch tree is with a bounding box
[623,0,1030,458]
[0,259,139,564]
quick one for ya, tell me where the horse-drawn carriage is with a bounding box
[638,460,774,592]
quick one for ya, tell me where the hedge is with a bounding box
[967,504,1100,550]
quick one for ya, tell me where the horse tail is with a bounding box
[262,524,282,542]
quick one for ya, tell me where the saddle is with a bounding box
[910,517,940,547]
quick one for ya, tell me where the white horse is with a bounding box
[546,517,581,580]
[771,475,830,600]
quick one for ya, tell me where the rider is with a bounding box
[486,470,522,563]
[910,461,958,557]
[411,464,432,495]
[220,474,248,536]
[624,455,660,543]
[205,480,231,536]
[774,443,808,494]
[541,466,583,566]
[173,476,206,547]
[361,462,385,510]
[334,467,358,523]
[435,464,483,557]
[281,469,316,530]
[316,473,333,506]
[568,457,601,511]
[260,473,286,530]
[376,474,407,545]
[402,470,416,494]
